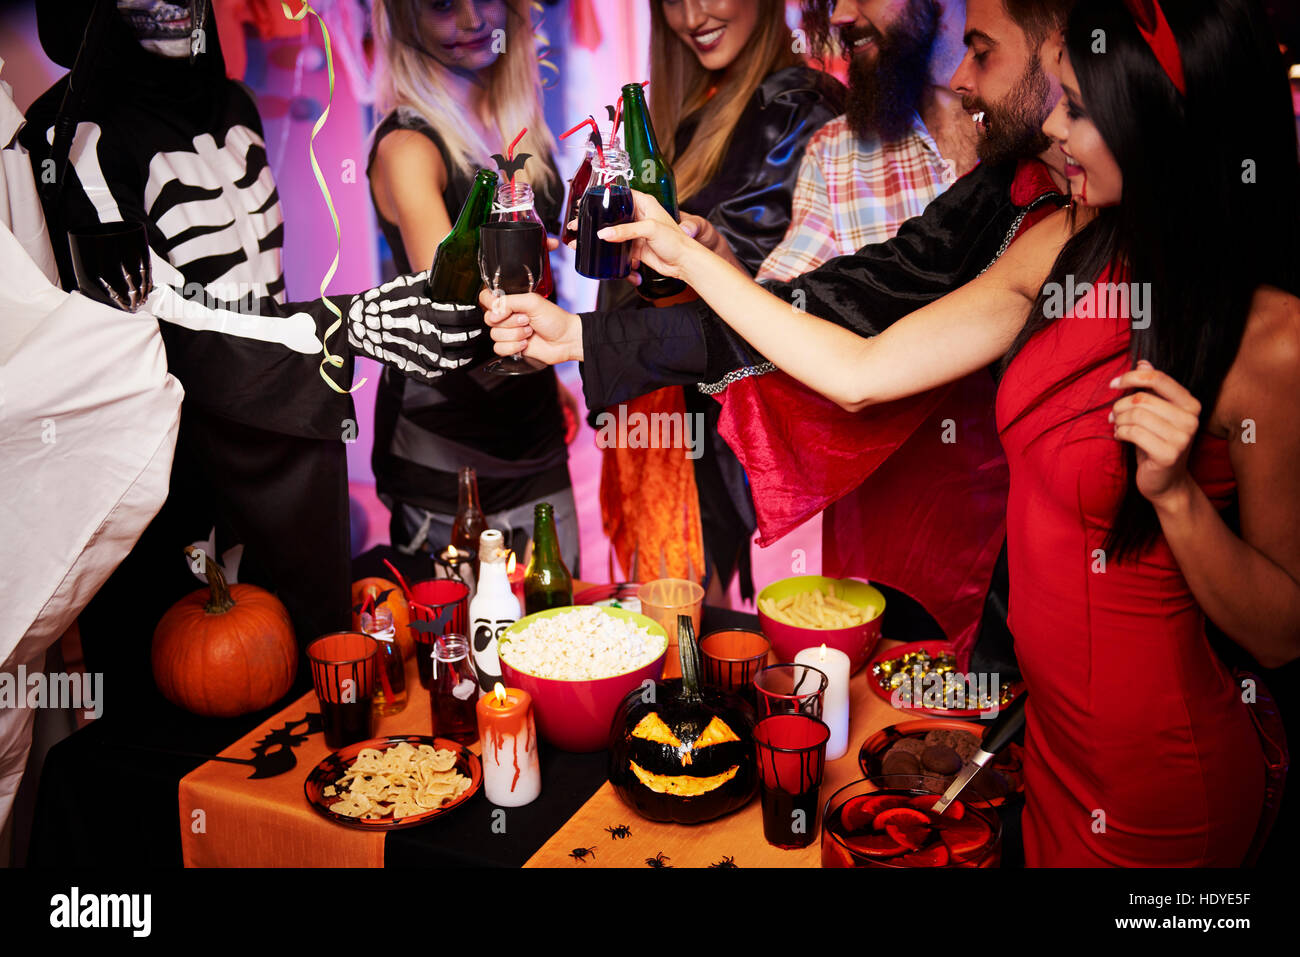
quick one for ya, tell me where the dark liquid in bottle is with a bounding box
[430,673,479,744]
[481,221,547,295]
[760,787,821,849]
[561,156,593,246]
[575,184,634,280]
[321,699,374,750]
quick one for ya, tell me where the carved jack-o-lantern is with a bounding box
[608,617,757,824]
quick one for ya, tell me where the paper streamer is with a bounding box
[279,0,366,393]
[532,1,559,88]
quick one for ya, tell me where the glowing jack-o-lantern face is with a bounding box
[608,620,757,823]
[627,712,742,796]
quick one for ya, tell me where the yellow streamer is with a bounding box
[280,0,366,393]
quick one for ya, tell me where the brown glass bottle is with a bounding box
[450,466,488,581]
[524,502,573,614]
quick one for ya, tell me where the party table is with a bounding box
[27,549,760,867]
[28,547,1021,867]
[525,638,912,868]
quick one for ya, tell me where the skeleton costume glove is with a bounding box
[346,272,485,383]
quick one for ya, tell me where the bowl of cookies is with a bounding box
[757,576,885,674]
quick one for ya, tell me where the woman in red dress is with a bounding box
[486,0,1300,865]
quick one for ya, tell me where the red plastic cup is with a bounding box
[307,632,379,749]
[408,579,470,689]
[754,714,831,849]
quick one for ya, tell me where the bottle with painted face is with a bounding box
[468,529,519,695]
[575,147,635,280]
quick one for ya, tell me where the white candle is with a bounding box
[476,684,541,806]
[796,644,850,759]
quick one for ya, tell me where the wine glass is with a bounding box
[68,221,153,312]
[479,220,549,375]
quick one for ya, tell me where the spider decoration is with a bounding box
[645,851,672,868]
[708,856,738,868]
[605,824,633,840]
[569,846,598,864]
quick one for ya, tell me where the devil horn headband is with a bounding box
[1123,0,1186,95]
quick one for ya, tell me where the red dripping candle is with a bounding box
[475,684,540,806]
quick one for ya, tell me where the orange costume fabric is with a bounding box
[599,385,706,583]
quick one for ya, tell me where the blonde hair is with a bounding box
[648,0,800,202]
[372,0,559,198]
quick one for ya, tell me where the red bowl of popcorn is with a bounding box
[497,606,668,752]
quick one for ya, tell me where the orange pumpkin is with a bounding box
[350,577,412,660]
[151,547,297,717]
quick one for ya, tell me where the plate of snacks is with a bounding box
[857,718,1024,807]
[304,735,482,830]
[756,575,885,673]
[867,640,1022,718]
[573,582,642,614]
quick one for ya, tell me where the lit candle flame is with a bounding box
[493,682,508,705]
[506,550,516,575]
[819,643,827,661]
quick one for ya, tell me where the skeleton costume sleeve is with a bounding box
[17,0,430,681]
[23,5,480,441]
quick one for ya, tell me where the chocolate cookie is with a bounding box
[922,745,963,775]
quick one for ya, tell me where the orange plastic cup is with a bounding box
[639,578,704,679]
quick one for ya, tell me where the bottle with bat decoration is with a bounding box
[561,135,597,247]
[467,529,519,696]
[487,180,553,298]
[426,168,498,304]
[575,147,634,280]
[360,604,407,716]
[524,502,572,614]
[619,82,685,300]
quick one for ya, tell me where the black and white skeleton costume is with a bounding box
[23,0,482,701]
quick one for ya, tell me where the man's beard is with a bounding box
[844,0,940,143]
[965,55,1054,164]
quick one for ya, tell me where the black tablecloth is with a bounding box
[26,546,765,867]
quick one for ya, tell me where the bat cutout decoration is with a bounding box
[491,152,532,181]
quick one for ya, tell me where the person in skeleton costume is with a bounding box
[22,0,484,704]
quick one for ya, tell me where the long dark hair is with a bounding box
[1002,0,1300,562]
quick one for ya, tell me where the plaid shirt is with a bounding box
[756,113,958,282]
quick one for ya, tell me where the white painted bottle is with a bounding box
[468,529,520,696]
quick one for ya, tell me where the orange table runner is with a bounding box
[178,581,602,868]
[178,653,445,867]
[525,639,913,868]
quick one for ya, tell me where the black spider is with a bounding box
[708,855,738,868]
[569,845,597,863]
[605,824,632,840]
[645,851,672,868]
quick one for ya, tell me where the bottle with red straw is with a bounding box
[489,127,554,299]
[559,116,602,246]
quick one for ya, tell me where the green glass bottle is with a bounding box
[524,502,573,614]
[426,168,498,304]
[619,82,686,300]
